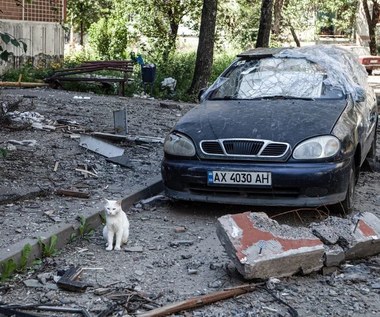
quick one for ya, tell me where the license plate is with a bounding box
[208,171,272,186]
[370,60,379,64]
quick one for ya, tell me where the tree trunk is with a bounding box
[256,0,274,48]
[80,21,84,46]
[289,24,300,47]
[162,7,180,62]
[363,0,380,55]
[272,0,284,36]
[188,0,218,96]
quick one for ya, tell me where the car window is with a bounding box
[209,58,344,100]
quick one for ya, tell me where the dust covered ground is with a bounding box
[0,87,380,317]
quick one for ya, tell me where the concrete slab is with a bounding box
[216,212,325,280]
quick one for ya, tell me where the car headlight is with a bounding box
[293,136,340,159]
[164,132,196,157]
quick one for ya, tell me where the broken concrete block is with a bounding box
[324,245,345,267]
[345,212,380,260]
[216,212,324,280]
[311,212,380,261]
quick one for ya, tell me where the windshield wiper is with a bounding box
[210,95,238,100]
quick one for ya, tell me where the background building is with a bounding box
[0,0,66,73]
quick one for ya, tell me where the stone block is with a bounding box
[311,212,380,261]
[345,212,380,260]
[324,245,345,267]
[216,212,325,280]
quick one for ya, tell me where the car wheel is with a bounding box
[334,163,355,215]
[367,69,373,75]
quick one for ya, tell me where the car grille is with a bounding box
[188,184,299,197]
[200,139,289,158]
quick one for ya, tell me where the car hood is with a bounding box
[174,99,347,146]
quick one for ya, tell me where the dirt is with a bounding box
[0,87,380,317]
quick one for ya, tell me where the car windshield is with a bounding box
[208,57,344,100]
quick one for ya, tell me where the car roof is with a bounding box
[233,45,369,100]
[237,47,292,58]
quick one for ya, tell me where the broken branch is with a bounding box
[55,189,90,199]
[137,283,258,317]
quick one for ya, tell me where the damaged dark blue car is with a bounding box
[161,46,378,213]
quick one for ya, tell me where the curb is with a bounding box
[0,176,164,274]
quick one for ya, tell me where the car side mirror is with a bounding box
[198,88,207,102]
[354,87,366,103]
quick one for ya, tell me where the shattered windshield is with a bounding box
[208,57,344,100]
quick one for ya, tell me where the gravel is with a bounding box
[0,87,379,317]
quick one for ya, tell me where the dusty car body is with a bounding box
[161,46,378,212]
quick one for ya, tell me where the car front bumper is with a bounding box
[161,158,352,207]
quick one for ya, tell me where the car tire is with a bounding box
[335,163,355,215]
[367,69,373,75]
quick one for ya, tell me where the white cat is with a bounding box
[102,199,130,251]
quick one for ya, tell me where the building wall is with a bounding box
[0,0,66,22]
[0,0,66,74]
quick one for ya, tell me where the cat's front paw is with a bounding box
[106,245,113,251]
[114,245,121,251]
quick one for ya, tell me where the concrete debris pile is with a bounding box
[217,211,380,280]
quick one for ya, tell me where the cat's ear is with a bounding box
[104,198,110,204]
[116,200,122,206]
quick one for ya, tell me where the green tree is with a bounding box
[88,1,133,60]
[67,0,112,45]
[121,0,202,61]
[217,0,261,50]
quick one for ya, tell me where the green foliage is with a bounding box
[217,0,261,50]
[153,51,196,100]
[64,49,94,67]
[0,259,17,282]
[77,215,95,239]
[88,18,112,59]
[316,0,358,36]
[0,243,34,281]
[38,235,58,258]
[69,216,95,242]
[18,243,32,273]
[0,32,27,61]
[0,148,8,158]
[210,52,236,83]
[146,51,236,101]
[1,63,55,82]
[67,0,112,38]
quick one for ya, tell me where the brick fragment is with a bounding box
[216,212,324,279]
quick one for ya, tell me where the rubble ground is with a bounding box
[0,88,379,316]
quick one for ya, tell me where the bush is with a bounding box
[1,63,55,82]
[144,50,236,102]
